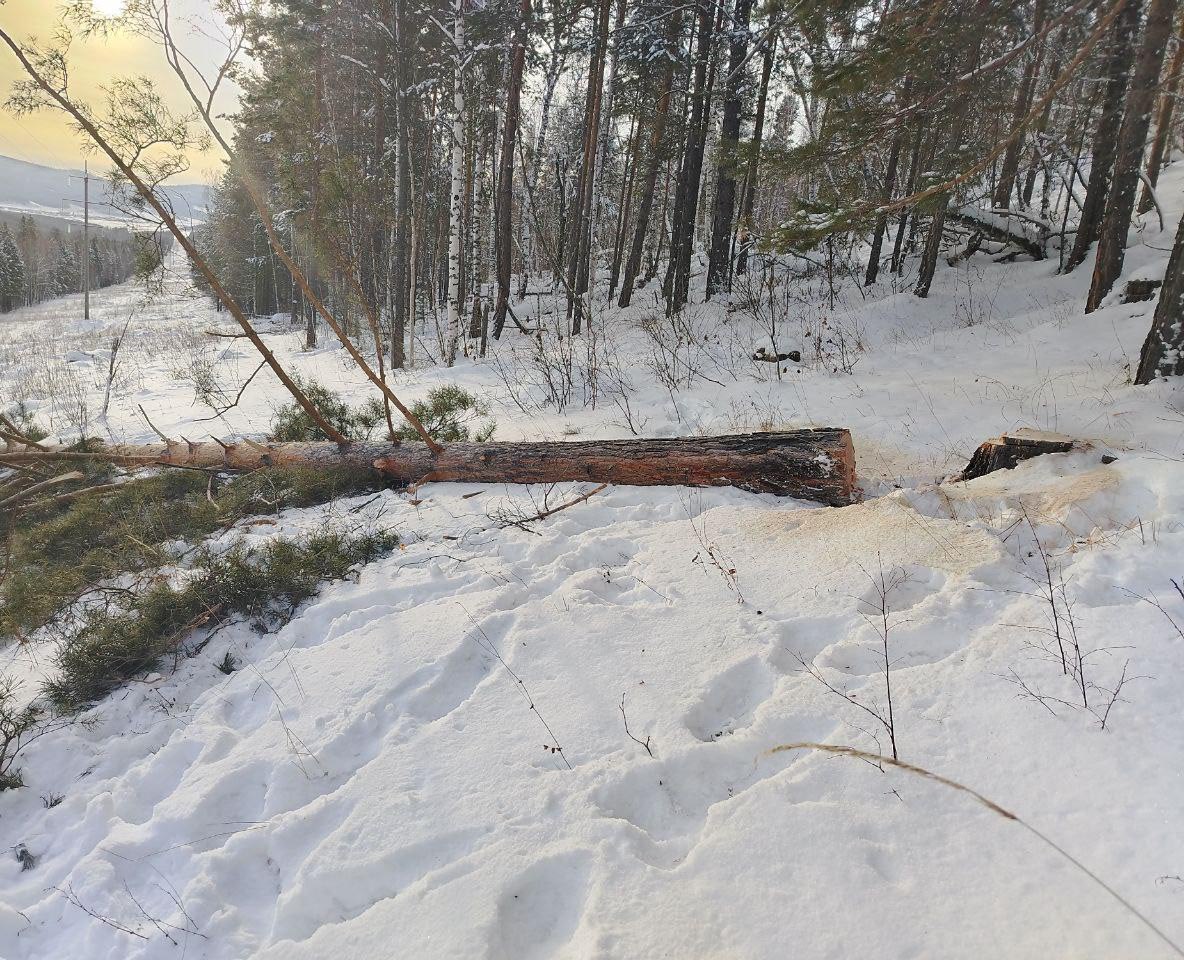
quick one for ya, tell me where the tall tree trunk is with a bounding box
[705,0,754,298]
[994,0,1049,209]
[913,2,991,299]
[591,0,629,293]
[608,109,641,298]
[891,122,925,275]
[390,0,410,370]
[1136,208,1184,381]
[734,30,775,278]
[446,0,467,365]
[565,0,611,334]
[519,50,563,299]
[665,0,716,314]
[1087,0,1177,311]
[492,0,531,340]
[1065,0,1144,272]
[864,77,910,287]
[618,9,681,308]
[1138,8,1184,213]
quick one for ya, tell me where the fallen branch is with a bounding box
[496,482,609,530]
[16,481,127,515]
[0,471,85,511]
[619,692,654,758]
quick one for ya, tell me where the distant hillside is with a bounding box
[0,155,210,227]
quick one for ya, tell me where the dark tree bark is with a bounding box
[914,1,992,299]
[913,200,948,298]
[734,31,775,277]
[618,10,682,308]
[1064,0,1143,272]
[705,0,754,298]
[390,0,410,369]
[960,430,1079,480]
[565,0,611,334]
[994,0,1048,209]
[608,109,641,298]
[890,122,925,275]
[492,0,531,340]
[1136,209,1184,381]
[1138,9,1184,214]
[1087,0,1177,312]
[864,77,909,287]
[665,0,716,314]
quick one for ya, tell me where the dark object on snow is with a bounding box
[752,347,801,363]
[3,432,859,506]
[15,844,35,872]
[958,429,1109,481]
[1122,278,1162,304]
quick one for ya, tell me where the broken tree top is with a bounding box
[1,430,859,507]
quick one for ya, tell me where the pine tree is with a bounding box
[16,215,39,306]
[50,234,79,297]
[1086,0,1178,311]
[0,223,24,312]
[1064,0,1143,273]
[1136,208,1184,382]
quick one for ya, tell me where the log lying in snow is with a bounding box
[1,430,858,506]
[958,429,1114,481]
[948,206,1047,261]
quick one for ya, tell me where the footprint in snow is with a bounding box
[594,738,798,844]
[489,851,592,960]
[683,655,776,742]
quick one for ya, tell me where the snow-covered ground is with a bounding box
[2,175,1184,959]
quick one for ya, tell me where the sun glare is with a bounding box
[91,0,126,16]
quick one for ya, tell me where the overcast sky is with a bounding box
[0,0,237,182]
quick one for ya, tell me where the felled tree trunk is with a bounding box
[947,207,1046,260]
[2,431,858,506]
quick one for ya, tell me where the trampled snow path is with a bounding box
[2,178,1184,957]
[1,461,1182,959]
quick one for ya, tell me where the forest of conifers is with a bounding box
[0,217,142,313]
[3,0,1182,408]
[180,0,1184,386]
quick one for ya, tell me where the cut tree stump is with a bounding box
[2,430,857,506]
[1122,278,1162,303]
[958,429,1112,481]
